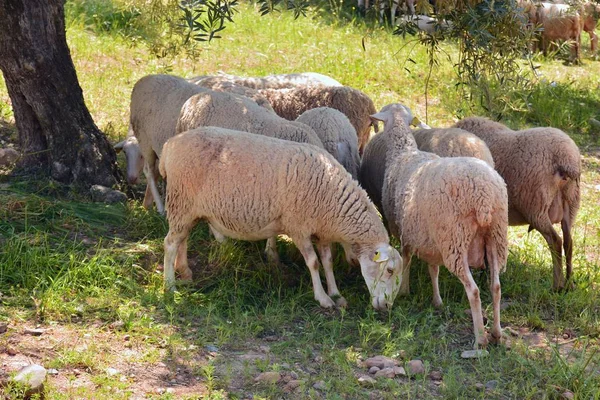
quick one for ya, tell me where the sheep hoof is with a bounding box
[432,298,443,308]
[332,295,348,308]
[317,295,336,309]
[179,268,193,281]
[474,335,489,349]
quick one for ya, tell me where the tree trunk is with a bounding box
[0,0,121,187]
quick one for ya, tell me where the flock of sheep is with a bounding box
[115,71,581,349]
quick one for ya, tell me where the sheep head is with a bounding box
[357,243,403,310]
[114,136,144,184]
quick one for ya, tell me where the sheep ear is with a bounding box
[114,140,125,153]
[370,111,389,123]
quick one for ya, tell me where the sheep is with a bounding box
[189,72,342,89]
[295,107,361,179]
[583,2,599,53]
[412,128,495,167]
[453,117,581,291]
[187,76,275,112]
[536,2,583,61]
[397,14,453,34]
[159,127,403,310]
[258,85,378,155]
[368,104,508,349]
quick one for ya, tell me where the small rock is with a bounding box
[475,382,485,391]
[106,368,119,376]
[254,371,281,384]
[90,185,127,204]
[290,371,299,380]
[485,380,498,390]
[358,375,377,386]
[306,367,317,375]
[6,346,17,356]
[312,380,326,391]
[394,366,406,376]
[430,371,443,381]
[48,369,59,376]
[368,366,380,374]
[204,344,219,352]
[166,388,175,394]
[284,379,303,392]
[83,333,92,338]
[155,388,166,394]
[73,369,82,376]
[314,355,324,364]
[562,391,575,400]
[259,345,270,353]
[23,328,45,336]
[12,364,46,393]
[374,367,395,378]
[109,320,125,330]
[0,148,19,167]
[364,355,399,369]
[407,360,425,375]
[0,323,7,334]
[461,350,489,359]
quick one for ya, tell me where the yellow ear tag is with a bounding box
[373,251,380,262]
[411,117,420,126]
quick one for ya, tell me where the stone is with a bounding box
[368,366,380,374]
[12,364,46,394]
[364,355,399,369]
[394,366,407,376]
[374,367,395,378]
[407,360,425,375]
[254,371,281,384]
[166,388,175,394]
[290,371,299,380]
[430,370,443,381]
[475,382,485,391]
[284,379,303,392]
[204,344,219,352]
[6,347,17,356]
[461,350,489,359]
[48,369,59,376]
[106,368,119,376]
[358,375,377,386]
[0,148,19,167]
[312,380,326,390]
[485,380,498,390]
[109,320,125,330]
[0,323,7,334]
[90,185,127,204]
[23,328,45,336]
[561,391,574,400]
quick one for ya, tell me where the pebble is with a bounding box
[461,350,489,359]
[6,347,17,356]
[374,367,395,378]
[368,366,380,374]
[394,366,406,376]
[123,335,131,341]
[306,367,317,375]
[109,320,125,330]
[254,371,281,384]
[23,328,45,336]
[290,371,299,380]
[0,323,7,334]
[475,382,485,391]
[407,360,425,375]
[284,379,304,392]
[485,380,498,390]
[430,370,443,381]
[47,369,59,376]
[312,380,326,390]
[166,388,175,394]
[0,148,19,167]
[562,391,575,400]
[204,344,219,352]
[358,375,377,386]
[90,185,127,204]
[106,368,119,376]
[364,355,399,369]
[12,364,46,393]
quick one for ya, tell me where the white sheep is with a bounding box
[258,85,379,155]
[187,76,275,112]
[368,104,508,348]
[412,128,495,167]
[453,117,581,291]
[159,127,403,310]
[296,107,361,179]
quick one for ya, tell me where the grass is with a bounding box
[1,1,600,398]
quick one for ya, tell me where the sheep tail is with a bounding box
[476,206,493,228]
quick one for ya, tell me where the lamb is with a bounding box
[368,103,508,348]
[159,127,403,310]
[412,128,495,167]
[453,117,581,291]
[296,107,361,179]
[258,85,378,154]
[189,72,342,89]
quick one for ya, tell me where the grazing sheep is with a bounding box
[371,104,508,348]
[536,3,583,61]
[412,128,495,167]
[296,107,361,179]
[189,72,342,89]
[453,117,581,291]
[159,127,403,310]
[188,76,275,112]
[258,85,378,154]
[583,2,599,53]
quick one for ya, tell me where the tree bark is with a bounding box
[0,0,121,187]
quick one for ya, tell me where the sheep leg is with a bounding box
[164,228,191,291]
[534,221,564,290]
[142,184,154,209]
[265,236,280,264]
[561,216,574,286]
[175,236,193,281]
[294,238,336,309]
[399,247,412,296]
[209,224,226,243]
[453,254,487,349]
[143,155,164,214]
[318,244,347,308]
[428,264,443,308]
[590,30,598,53]
[487,241,502,344]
